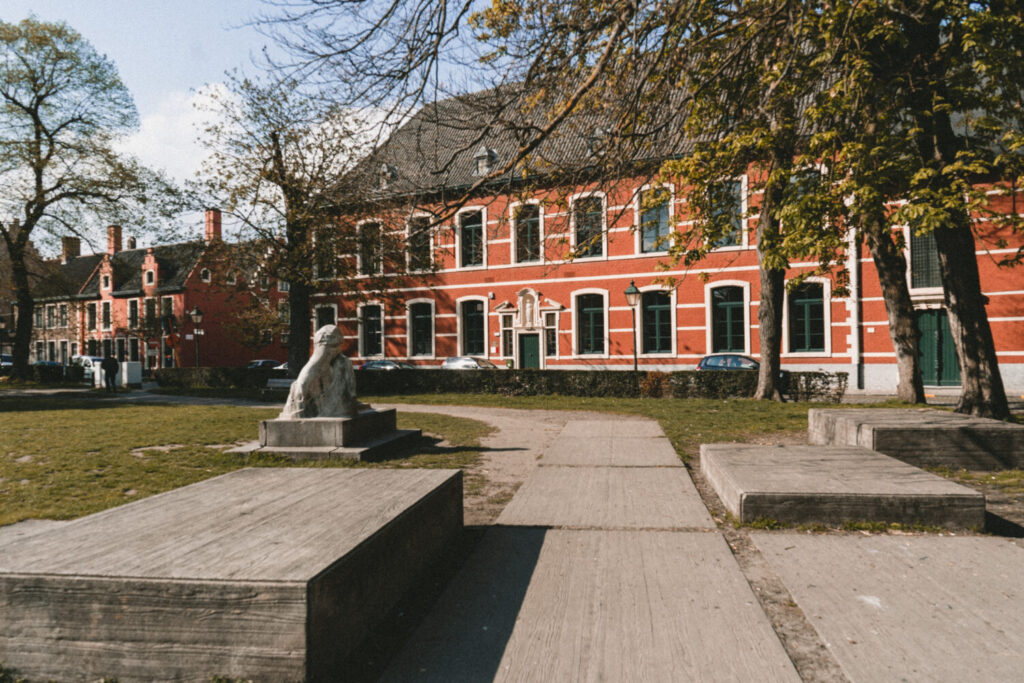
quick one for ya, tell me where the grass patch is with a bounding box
[928,466,1024,494]
[0,397,492,527]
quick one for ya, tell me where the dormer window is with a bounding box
[200,268,211,283]
[473,145,497,176]
[102,274,111,290]
[587,127,609,157]
[226,271,236,285]
[145,270,155,285]
[379,163,397,190]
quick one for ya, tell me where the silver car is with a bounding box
[440,356,498,370]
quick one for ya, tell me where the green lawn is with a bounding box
[0,397,492,527]
[1,392,922,527]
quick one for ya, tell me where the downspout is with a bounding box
[848,227,864,390]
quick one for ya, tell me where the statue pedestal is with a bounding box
[256,409,420,461]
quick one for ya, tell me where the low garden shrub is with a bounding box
[155,366,848,402]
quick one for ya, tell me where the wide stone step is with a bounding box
[809,408,1024,470]
[701,443,985,529]
[0,467,463,682]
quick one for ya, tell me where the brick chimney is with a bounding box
[61,236,81,263]
[204,208,222,242]
[107,225,122,254]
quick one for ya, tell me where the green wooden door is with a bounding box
[917,309,960,386]
[519,333,540,369]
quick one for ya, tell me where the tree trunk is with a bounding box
[754,170,787,401]
[864,222,925,403]
[8,241,34,381]
[932,219,1010,419]
[287,279,311,378]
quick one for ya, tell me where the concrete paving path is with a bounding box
[381,416,799,682]
[754,533,1024,682]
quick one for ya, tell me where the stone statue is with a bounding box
[280,324,359,419]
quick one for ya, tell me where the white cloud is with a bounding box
[115,86,224,185]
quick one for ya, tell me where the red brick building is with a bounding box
[29,210,290,370]
[311,92,1023,394]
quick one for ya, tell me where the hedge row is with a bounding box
[0,364,86,384]
[154,367,848,402]
[153,366,276,390]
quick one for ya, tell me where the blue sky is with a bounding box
[0,1,280,183]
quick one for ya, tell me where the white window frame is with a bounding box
[569,192,607,260]
[571,288,609,358]
[200,268,211,283]
[455,295,489,357]
[278,279,290,293]
[128,299,139,329]
[102,274,111,290]
[455,206,488,270]
[637,285,677,357]
[357,301,385,358]
[633,183,675,255]
[710,175,749,251]
[903,225,944,296]
[145,270,155,285]
[543,310,560,359]
[101,301,112,331]
[225,271,236,286]
[782,276,832,357]
[406,298,436,359]
[509,200,544,264]
[704,280,751,355]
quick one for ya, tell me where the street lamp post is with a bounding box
[189,306,204,368]
[623,280,641,372]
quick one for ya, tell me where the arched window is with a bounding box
[459,300,485,355]
[711,286,745,352]
[576,293,605,354]
[641,291,672,354]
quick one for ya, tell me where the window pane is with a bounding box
[515,204,541,262]
[460,212,484,267]
[641,291,672,353]
[574,197,603,257]
[501,314,514,357]
[409,217,431,270]
[711,286,745,352]
[410,303,433,356]
[461,300,484,355]
[362,305,382,356]
[788,282,825,352]
[544,312,557,357]
[359,222,381,275]
[711,180,744,247]
[910,230,942,289]
[640,191,670,253]
[576,294,605,354]
[316,307,336,329]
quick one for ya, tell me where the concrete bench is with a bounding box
[0,467,462,682]
[701,443,985,529]
[809,408,1024,470]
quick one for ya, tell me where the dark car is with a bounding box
[696,354,760,371]
[247,359,281,369]
[359,359,416,370]
[441,356,498,370]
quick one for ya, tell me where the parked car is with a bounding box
[696,353,760,371]
[71,355,105,383]
[360,359,416,370]
[0,354,12,369]
[274,362,288,371]
[32,360,61,367]
[247,359,281,369]
[441,356,498,370]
